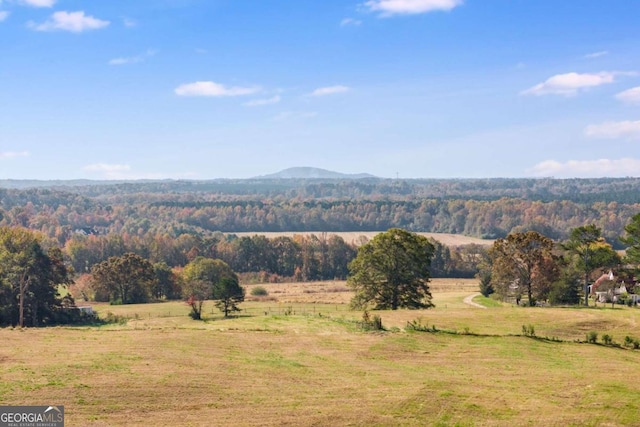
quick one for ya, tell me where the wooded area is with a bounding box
[1,178,639,247]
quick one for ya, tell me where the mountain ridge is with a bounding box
[254,167,377,180]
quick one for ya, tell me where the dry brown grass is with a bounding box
[244,280,353,304]
[2,279,640,426]
[229,231,493,247]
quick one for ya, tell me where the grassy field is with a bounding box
[2,279,640,426]
[228,231,494,247]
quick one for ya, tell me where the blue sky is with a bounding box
[1,0,639,180]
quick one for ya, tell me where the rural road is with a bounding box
[463,293,486,309]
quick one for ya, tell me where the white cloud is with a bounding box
[584,120,640,140]
[28,11,110,33]
[244,95,281,107]
[340,18,362,26]
[584,51,608,59]
[19,0,55,7]
[0,151,29,159]
[521,72,617,96]
[616,87,640,104]
[175,81,259,97]
[363,0,463,16]
[0,11,9,21]
[310,85,350,96]
[529,158,640,178]
[109,49,157,66]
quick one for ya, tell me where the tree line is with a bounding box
[86,252,244,320]
[3,212,640,327]
[3,177,640,203]
[482,214,640,306]
[63,231,483,282]
[1,180,640,248]
[0,222,485,326]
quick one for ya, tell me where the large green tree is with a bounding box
[91,253,156,304]
[563,225,620,306]
[182,257,236,292]
[621,213,640,268]
[0,227,73,327]
[489,231,559,306]
[548,264,581,305]
[182,256,239,318]
[152,262,181,300]
[214,276,245,317]
[347,228,435,310]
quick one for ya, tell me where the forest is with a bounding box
[1,177,639,247]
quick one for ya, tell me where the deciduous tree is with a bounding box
[489,231,558,306]
[182,257,236,295]
[183,280,208,320]
[563,225,620,306]
[91,253,156,304]
[182,256,239,319]
[152,262,181,300]
[347,228,434,310]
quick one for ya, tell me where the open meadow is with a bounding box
[2,279,640,426]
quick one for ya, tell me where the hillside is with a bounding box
[255,167,377,179]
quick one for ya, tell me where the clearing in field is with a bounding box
[228,231,494,247]
[1,279,639,426]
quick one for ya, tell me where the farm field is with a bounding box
[1,279,640,426]
[228,231,494,247]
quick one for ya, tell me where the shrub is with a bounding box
[250,286,269,297]
[522,324,536,337]
[602,334,613,345]
[623,336,640,350]
[586,331,598,343]
[478,272,494,297]
[102,312,128,325]
[360,310,384,331]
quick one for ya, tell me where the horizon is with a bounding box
[1,1,639,180]
[3,167,640,183]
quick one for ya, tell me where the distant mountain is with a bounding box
[256,167,377,180]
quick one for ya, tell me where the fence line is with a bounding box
[110,304,348,321]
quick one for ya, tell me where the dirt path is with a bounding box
[463,293,486,309]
